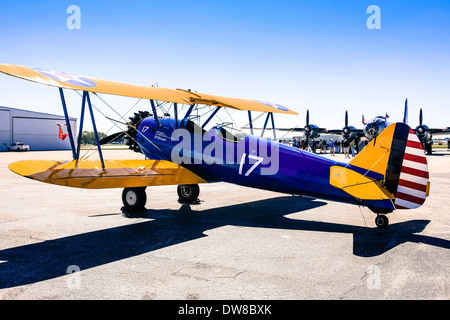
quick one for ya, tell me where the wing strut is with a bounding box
[76,90,87,159]
[248,111,254,135]
[85,91,105,170]
[261,112,271,137]
[201,106,220,128]
[149,100,160,128]
[59,88,77,159]
[270,112,277,140]
[182,103,196,125]
[174,103,178,129]
[60,88,105,170]
[259,112,277,139]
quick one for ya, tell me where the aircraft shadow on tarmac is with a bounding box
[0,196,449,289]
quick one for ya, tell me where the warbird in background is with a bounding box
[361,99,450,154]
[0,64,431,228]
[272,99,450,155]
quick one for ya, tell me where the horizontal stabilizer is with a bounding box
[329,166,394,200]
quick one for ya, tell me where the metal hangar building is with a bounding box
[0,106,77,152]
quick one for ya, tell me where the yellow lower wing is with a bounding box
[9,159,207,189]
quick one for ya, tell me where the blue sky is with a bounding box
[0,0,449,132]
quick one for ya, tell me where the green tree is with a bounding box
[81,130,105,145]
[80,130,124,145]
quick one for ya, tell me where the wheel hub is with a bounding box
[125,190,138,206]
[180,185,192,198]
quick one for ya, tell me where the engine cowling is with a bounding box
[126,111,151,153]
[305,124,320,139]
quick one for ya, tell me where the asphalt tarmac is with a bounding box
[0,148,449,300]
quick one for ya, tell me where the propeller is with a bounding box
[416,108,426,136]
[304,109,312,139]
[414,107,433,154]
[98,131,126,145]
[96,110,150,153]
[345,109,348,128]
[419,107,423,126]
[403,98,408,124]
[342,110,351,137]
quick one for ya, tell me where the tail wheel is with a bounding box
[375,214,389,228]
[177,184,200,203]
[122,187,147,211]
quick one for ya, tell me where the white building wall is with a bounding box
[0,109,11,151]
[0,106,77,151]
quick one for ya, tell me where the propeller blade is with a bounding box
[345,110,348,127]
[403,98,408,124]
[419,108,423,126]
[98,131,126,145]
[306,109,309,126]
[362,113,365,125]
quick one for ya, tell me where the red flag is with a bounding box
[57,124,68,140]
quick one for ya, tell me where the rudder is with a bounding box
[391,126,430,209]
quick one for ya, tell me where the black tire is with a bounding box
[375,215,389,228]
[177,184,200,203]
[122,187,147,211]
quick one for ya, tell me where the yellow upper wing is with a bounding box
[179,90,297,114]
[0,63,297,115]
[0,64,192,104]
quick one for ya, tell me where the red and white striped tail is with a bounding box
[394,129,430,209]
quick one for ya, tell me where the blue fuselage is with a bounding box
[135,117,366,207]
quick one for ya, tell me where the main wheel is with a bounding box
[177,184,200,203]
[375,214,389,228]
[122,187,147,211]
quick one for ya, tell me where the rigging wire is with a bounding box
[72,91,153,160]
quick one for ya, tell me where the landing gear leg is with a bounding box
[121,187,147,217]
[426,143,432,155]
[177,184,200,203]
[375,214,389,229]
